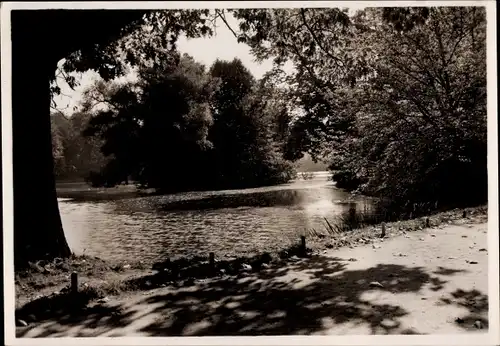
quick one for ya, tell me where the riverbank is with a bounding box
[15,205,488,330]
[55,172,326,202]
[56,182,155,201]
[304,205,488,253]
[16,217,489,336]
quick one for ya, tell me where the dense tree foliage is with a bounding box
[81,52,215,190]
[51,112,108,180]
[229,7,487,212]
[205,59,295,188]
[79,54,295,191]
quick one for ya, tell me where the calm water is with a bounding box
[58,172,375,263]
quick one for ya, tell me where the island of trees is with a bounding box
[12,7,486,268]
[51,56,295,192]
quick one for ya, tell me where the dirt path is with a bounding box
[18,222,489,337]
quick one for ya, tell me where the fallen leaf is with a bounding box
[16,319,28,327]
[369,281,384,288]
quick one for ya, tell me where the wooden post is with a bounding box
[381,222,386,238]
[71,272,78,294]
[300,235,306,254]
[209,252,215,271]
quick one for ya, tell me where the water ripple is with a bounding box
[58,174,373,263]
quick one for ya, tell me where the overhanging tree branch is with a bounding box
[215,9,239,39]
[299,9,346,69]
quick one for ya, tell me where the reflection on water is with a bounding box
[58,172,375,263]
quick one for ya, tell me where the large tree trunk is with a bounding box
[12,13,72,269]
[10,9,148,269]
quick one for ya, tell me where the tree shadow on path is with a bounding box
[16,255,478,337]
[439,288,489,331]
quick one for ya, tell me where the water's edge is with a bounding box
[57,172,376,263]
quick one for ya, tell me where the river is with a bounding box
[57,172,375,264]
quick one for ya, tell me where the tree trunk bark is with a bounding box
[10,9,148,269]
[12,17,72,269]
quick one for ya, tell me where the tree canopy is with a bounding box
[72,50,295,191]
[227,7,487,212]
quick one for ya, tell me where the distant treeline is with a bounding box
[295,154,328,173]
[51,112,108,182]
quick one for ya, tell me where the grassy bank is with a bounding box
[15,205,487,326]
[304,205,488,252]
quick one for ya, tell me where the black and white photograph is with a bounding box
[1,1,498,344]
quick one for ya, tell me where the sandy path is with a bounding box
[18,223,489,337]
[318,223,489,335]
